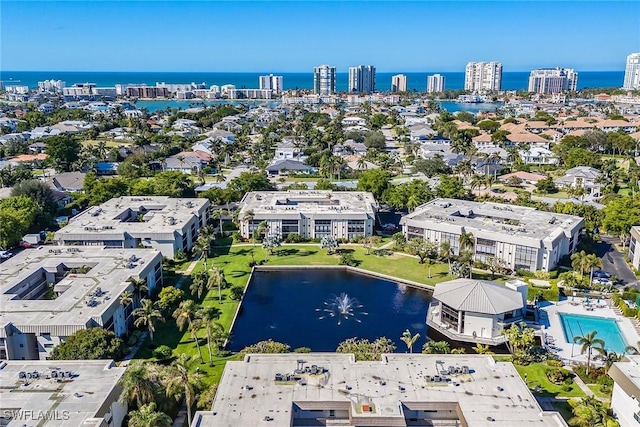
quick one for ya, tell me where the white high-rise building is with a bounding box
[313,65,337,95]
[528,67,578,94]
[348,65,376,93]
[259,74,283,93]
[37,79,66,92]
[464,62,503,92]
[623,53,640,90]
[391,74,407,93]
[427,74,446,93]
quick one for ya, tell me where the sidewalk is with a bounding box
[175,258,200,289]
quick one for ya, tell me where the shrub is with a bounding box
[231,231,243,242]
[127,330,142,347]
[517,269,534,278]
[350,235,364,243]
[293,347,311,353]
[573,365,607,384]
[546,367,571,385]
[229,286,244,300]
[546,359,564,368]
[174,249,188,263]
[285,233,303,243]
[561,384,573,392]
[153,345,173,361]
[339,253,360,267]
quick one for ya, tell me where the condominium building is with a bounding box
[238,190,377,240]
[313,65,337,95]
[399,198,584,272]
[391,74,407,92]
[0,359,127,427]
[628,226,640,270]
[348,65,376,93]
[623,52,640,90]
[192,353,568,427]
[427,73,446,93]
[125,86,169,98]
[37,79,66,92]
[0,247,163,360]
[464,61,503,92]
[54,196,210,259]
[528,67,578,94]
[259,74,284,93]
[608,355,640,426]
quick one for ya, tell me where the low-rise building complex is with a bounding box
[238,191,377,240]
[54,196,210,259]
[608,355,640,426]
[192,353,568,427]
[400,198,584,272]
[0,247,162,360]
[0,359,126,427]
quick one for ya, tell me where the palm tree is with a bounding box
[190,270,209,300]
[163,355,201,427]
[191,236,210,268]
[571,251,590,280]
[208,267,227,304]
[439,241,453,275]
[472,343,494,355]
[624,341,640,355]
[132,299,165,342]
[470,174,485,193]
[118,362,159,408]
[128,403,172,427]
[400,329,420,353]
[573,330,605,375]
[242,209,255,242]
[209,321,231,355]
[585,253,603,284]
[197,306,222,364]
[173,300,204,362]
[120,291,134,308]
[459,231,474,253]
[422,340,451,354]
[128,277,148,301]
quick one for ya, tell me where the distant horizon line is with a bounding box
[2,69,625,74]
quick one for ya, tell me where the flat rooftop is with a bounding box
[239,191,377,219]
[55,196,209,240]
[0,359,125,427]
[195,353,567,427]
[401,198,583,243]
[608,355,640,400]
[0,246,162,336]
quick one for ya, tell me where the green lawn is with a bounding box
[134,243,500,387]
[587,384,611,400]
[514,363,586,398]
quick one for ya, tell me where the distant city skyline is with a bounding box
[2,1,638,72]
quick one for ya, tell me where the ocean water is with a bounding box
[1,70,625,92]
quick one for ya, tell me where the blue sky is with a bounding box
[2,1,639,72]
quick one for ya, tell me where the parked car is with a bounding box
[592,270,611,279]
[592,277,612,286]
[0,250,13,259]
[381,223,397,231]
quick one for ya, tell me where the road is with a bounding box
[593,236,638,287]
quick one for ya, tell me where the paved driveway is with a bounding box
[593,236,638,286]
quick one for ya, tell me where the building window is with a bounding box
[630,237,636,259]
[441,232,460,254]
[281,220,299,236]
[407,226,424,239]
[514,245,537,271]
[440,303,459,330]
[314,220,332,236]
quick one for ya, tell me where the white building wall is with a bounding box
[610,382,639,426]
[113,305,127,337]
[463,312,497,339]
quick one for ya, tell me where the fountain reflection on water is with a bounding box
[316,293,368,325]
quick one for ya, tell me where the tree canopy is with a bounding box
[50,328,125,360]
[45,134,81,172]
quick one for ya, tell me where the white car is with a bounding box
[0,250,13,260]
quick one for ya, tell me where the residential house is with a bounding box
[266,159,313,176]
[47,171,86,192]
[518,147,558,165]
[29,126,63,139]
[499,171,547,185]
[274,140,305,161]
[333,140,367,157]
[163,154,207,174]
[554,166,602,198]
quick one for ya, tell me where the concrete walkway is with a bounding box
[568,367,596,398]
[120,331,149,365]
[175,258,200,289]
[172,409,187,427]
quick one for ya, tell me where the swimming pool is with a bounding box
[559,313,628,353]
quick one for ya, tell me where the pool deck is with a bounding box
[538,298,640,364]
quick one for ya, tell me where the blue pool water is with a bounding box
[559,313,628,353]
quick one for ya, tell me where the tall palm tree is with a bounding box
[208,267,227,304]
[400,329,420,353]
[439,241,452,275]
[459,231,475,253]
[191,236,210,268]
[127,403,172,427]
[190,270,209,300]
[132,299,164,342]
[118,362,159,408]
[209,321,231,355]
[571,251,590,280]
[242,209,255,242]
[128,277,148,301]
[585,253,603,284]
[573,330,605,375]
[163,355,201,427]
[173,300,204,362]
[197,307,223,364]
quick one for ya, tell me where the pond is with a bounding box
[228,269,433,352]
